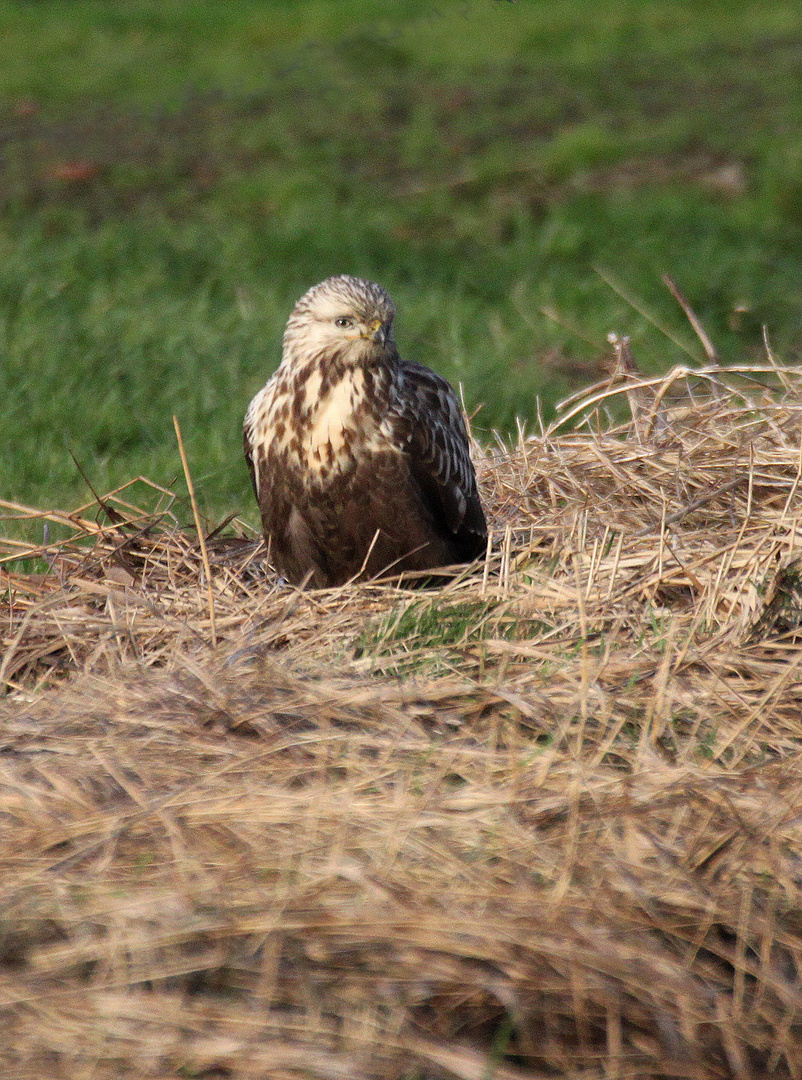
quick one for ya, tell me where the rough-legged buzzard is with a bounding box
[244,275,487,586]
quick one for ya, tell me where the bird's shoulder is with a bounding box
[390,359,473,466]
[393,358,463,413]
[244,365,301,449]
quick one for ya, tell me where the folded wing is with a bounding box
[392,360,488,562]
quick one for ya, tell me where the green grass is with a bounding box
[354,597,553,679]
[2,0,802,523]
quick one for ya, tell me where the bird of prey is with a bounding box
[243,275,487,587]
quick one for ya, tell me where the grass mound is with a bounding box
[3,360,802,1077]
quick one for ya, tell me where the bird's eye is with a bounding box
[334,316,354,328]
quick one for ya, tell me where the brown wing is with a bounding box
[243,426,257,501]
[391,359,487,562]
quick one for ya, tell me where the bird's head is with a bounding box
[282,275,397,369]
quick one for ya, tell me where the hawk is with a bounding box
[243,275,487,587]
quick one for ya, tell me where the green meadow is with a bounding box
[2,0,802,521]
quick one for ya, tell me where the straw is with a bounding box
[4,359,802,1077]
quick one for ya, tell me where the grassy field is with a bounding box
[2,0,802,521]
[6,6,802,1074]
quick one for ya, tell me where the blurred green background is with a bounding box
[2,0,802,522]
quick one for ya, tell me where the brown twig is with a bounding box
[173,414,217,647]
[662,273,720,365]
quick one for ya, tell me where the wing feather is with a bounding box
[392,360,487,560]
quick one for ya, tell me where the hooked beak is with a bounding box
[367,318,389,345]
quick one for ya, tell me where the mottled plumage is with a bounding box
[244,275,487,587]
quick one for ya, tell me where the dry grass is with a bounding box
[4,359,802,1078]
